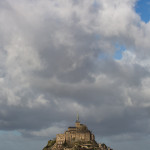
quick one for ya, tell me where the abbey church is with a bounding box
[56,115,95,145]
[43,115,113,150]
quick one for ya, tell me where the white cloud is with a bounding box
[29,126,65,137]
[27,95,49,108]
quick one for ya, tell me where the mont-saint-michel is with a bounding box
[43,115,113,150]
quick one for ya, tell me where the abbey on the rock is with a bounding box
[43,114,113,150]
[56,114,95,145]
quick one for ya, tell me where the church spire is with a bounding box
[77,112,79,121]
[76,112,80,122]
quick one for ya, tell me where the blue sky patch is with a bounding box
[114,44,126,60]
[135,0,150,23]
[0,130,21,136]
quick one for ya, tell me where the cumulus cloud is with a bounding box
[0,0,150,150]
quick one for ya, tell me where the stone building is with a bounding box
[56,115,95,145]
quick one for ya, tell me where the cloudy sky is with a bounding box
[0,0,150,150]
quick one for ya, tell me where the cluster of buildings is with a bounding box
[56,115,95,146]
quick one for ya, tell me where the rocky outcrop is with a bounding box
[43,139,56,150]
[43,139,113,150]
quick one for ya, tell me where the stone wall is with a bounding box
[56,134,65,145]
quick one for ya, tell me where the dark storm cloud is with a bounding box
[91,106,150,135]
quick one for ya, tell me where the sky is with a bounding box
[0,0,150,150]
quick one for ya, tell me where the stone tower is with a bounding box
[75,113,80,128]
